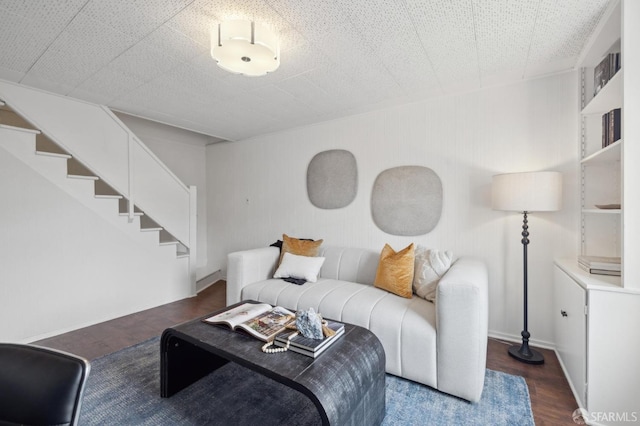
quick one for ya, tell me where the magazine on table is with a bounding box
[202,302,295,342]
[274,321,345,358]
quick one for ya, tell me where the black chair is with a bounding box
[0,343,90,426]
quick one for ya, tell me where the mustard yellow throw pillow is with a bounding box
[374,243,415,298]
[279,234,324,266]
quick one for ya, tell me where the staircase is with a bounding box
[0,97,191,260]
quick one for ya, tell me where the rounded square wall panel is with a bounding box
[371,166,442,236]
[307,149,357,209]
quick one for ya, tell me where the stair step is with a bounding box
[67,157,98,180]
[95,194,123,199]
[36,151,72,159]
[0,104,41,131]
[68,174,99,180]
[0,123,40,135]
[94,179,122,200]
[0,100,4,106]
[176,252,189,259]
[159,229,179,245]
[140,215,163,231]
[35,135,71,158]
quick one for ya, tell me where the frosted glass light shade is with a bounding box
[211,20,280,77]
[492,171,562,212]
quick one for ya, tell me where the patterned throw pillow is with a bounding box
[412,245,453,302]
[278,234,323,266]
[374,243,415,298]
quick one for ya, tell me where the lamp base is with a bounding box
[508,344,544,365]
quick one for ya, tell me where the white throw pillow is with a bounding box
[274,252,326,283]
[412,245,453,302]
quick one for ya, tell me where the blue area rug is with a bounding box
[79,337,534,425]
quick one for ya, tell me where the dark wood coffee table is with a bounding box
[160,301,386,425]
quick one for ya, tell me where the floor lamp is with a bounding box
[492,171,562,364]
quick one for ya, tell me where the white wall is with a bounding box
[115,113,212,280]
[0,147,190,342]
[206,71,580,346]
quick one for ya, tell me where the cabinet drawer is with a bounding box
[554,266,587,407]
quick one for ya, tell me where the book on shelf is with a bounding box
[602,108,621,148]
[274,321,345,358]
[202,302,295,342]
[578,255,621,272]
[593,52,621,97]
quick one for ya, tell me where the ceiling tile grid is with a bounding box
[405,0,480,86]
[0,1,85,74]
[0,0,613,142]
[472,0,540,79]
[526,0,609,66]
[24,10,138,91]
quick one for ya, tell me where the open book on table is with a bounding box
[202,303,295,342]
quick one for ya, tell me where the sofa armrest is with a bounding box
[226,247,280,306]
[435,257,489,402]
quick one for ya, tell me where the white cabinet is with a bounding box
[554,265,586,406]
[554,260,640,425]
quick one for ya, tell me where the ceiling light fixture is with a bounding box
[211,20,280,77]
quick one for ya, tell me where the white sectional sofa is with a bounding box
[227,245,489,402]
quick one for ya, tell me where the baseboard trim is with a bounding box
[488,330,555,351]
[196,270,222,293]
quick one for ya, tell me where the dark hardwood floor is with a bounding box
[35,280,578,425]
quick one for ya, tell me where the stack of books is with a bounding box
[274,321,345,358]
[578,255,621,276]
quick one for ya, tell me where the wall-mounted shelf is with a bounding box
[581,139,622,164]
[582,69,623,115]
[582,208,621,214]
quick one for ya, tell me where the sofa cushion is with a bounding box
[374,243,415,298]
[318,246,379,285]
[241,277,437,388]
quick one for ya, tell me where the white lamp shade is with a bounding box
[211,20,280,77]
[492,171,562,212]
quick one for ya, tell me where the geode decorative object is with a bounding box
[296,307,324,339]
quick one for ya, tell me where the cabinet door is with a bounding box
[554,266,587,407]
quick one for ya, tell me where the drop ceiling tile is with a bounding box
[526,0,609,68]
[25,10,138,91]
[82,0,194,39]
[145,25,208,64]
[0,4,83,74]
[165,1,219,48]
[0,0,86,22]
[106,41,184,83]
[70,66,147,104]
[406,0,480,87]
[472,0,539,77]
